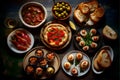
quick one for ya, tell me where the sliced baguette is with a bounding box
[73,9,87,23]
[90,7,104,22]
[97,49,111,68]
[78,2,90,14]
[86,0,99,12]
[93,58,101,71]
[103,25,118,40]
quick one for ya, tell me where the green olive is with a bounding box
[63,15,66,18]
[67,6,71,11]
[59,7,63,11]
[55,11,58,15]
[65,3,68,7]
[62,2,65,5]
[56,2,60,6]
[54,5,57,8]
[61,12,64,16]
[56,8,59,11]
[59,4,62,7]
[63,10,67,14]
[53,7,57,11]
[62,6,66,9]
[58,14,61,17]
[65,12,68,16]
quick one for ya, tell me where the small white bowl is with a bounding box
[19,2,47,28]
[7,28,34,54]
[92,46,114,74]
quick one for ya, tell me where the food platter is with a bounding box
[23,46,60,79]
[74,27,102,54]
[92,46,114,74]
[2,0,118,79]
[73,0,105,27]
[40,20,72,50]
[61,50,91,77]
[7,28,34,53]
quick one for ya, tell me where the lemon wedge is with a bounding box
[69,21,76,30]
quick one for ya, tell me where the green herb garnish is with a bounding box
[83,32,92,46]
[75,59,79,66]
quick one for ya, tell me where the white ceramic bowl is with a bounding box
[92,46,114,74]
[7,28,34,53]
[19,2,47,28]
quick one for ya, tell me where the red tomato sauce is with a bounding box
[22,5,44,26]
[47,27,65,45]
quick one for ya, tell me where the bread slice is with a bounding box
[103,25,118,40]
[78,2,90,14]
[94,7,104,18]
[93,58,101,71]
[90,12,100,22]
[74,9,87,23]
[97,49,111,68]
[86,0,99,12]
[90,7,104,22]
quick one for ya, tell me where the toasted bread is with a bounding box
[90,12,100,22]
[103,25,118,40]
[93,58,101,71]
[97,49,111,68]
[94,7,104,18]
[86,0,99,12]
[74,9,87,23]
[90,7,104,22]
[78,2,90,14]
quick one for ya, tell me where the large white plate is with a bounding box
[7,28,34,53]
[61,50,91,77]
[92,46,114,74]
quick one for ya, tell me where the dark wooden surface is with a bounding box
[0,0,119,80]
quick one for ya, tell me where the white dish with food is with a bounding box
[92,46,114,74]
[61,50,91,77]
[7,28,34,53]
[19,1,47,28]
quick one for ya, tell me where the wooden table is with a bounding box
[0,0,119,80]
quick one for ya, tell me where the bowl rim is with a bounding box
[19,1,47,28]
[52,1,72,20]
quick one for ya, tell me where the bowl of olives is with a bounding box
[52,1,72,20]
